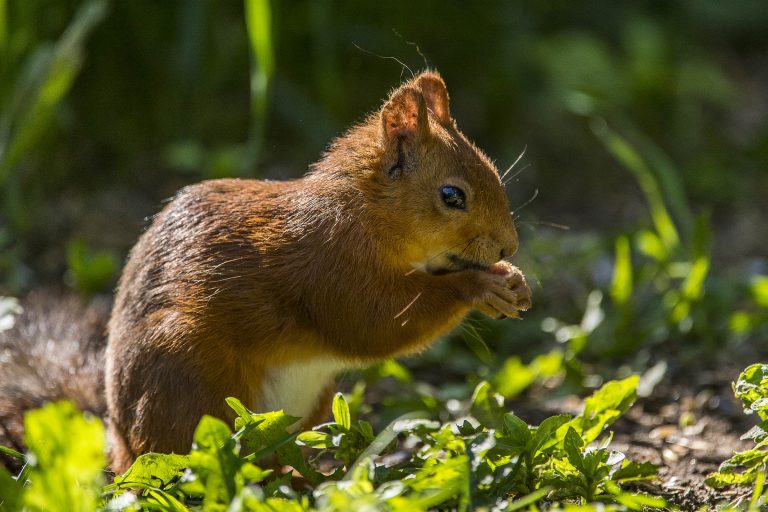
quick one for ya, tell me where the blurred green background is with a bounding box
[1,0,766,363]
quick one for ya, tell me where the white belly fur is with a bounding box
[257,357,347,422]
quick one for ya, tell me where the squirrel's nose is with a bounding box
[499,223,519,259]
[500,241,518,260]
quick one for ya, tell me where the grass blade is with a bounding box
[611,235,633,306]
[0,0,108,186]
[0,445,23,460]
[343,411,428,480]
[243,0,274,172]
[591,118,680,255]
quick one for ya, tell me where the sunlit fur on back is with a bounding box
[105,70,530,473]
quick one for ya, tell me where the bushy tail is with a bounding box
[0,292,109,470]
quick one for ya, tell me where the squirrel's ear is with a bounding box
[381,86,429,141]
[415,72,451,125]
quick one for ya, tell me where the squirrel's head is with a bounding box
[365,71,519,274]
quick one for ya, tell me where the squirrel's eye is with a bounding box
[440,186,466,210]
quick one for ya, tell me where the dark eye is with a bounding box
[440,186,466,210]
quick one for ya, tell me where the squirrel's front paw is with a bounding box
[466,261,531,319]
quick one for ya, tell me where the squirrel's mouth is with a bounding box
[427,254,489,276]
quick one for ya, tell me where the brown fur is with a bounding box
[105,71,531,473]
[0,292,109,471]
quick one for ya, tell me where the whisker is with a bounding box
[404,237,477,276]
[535,220,570,230]
[516,220,570,232]
[500,145,527,181]
[511,188,539,218]
[352,43,414,79]
[392,29,428,69]
[503,163,531,186]
[526,268,543,290]
[456,237,476,262]
[460,322,492,360]
[394,291,423,320]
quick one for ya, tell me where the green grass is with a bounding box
[1,375,665,511]
[3,363,767,510]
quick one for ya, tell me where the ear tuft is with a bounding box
[381,86,428,140]
[415,72,451,125]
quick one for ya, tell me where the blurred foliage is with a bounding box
[0,1,765,366]
[1,1,767,292]
[65,238,117,294]
[0,401,106,511]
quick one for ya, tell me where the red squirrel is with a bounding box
[1,71,531,474]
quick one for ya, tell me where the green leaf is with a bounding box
[612,460,658,482]
[391,418,440,434]
[502,413,533,450]
[751,276,768,309]
[373,359,413,383]
[230,408,300,452]
[563,427,585,473]
[530,350,564,378]
[66,239,118,295]
[606,480,667,510]
[492,356,536,399]
[0,467,22,511]
[719,449,768,472]
[226,396,253,421]
[730,311,753,335]
[111,453,190,490]
[636,229,667,262]
[531,414,572,456]
[345,411,428,480]
[706,470,759,488]
[582,448,609,479]
[680,254,710,302]
[749,471,766,510]
[611,235,633,306]
[296,431,334,449]
[22,401,105,512]
[734,364,768,421]
[741,423,768,443]
[194,414,232,452]
[576,376,639,443]
[227,406,319,484]
[143,489,190,512]
[471,380,506,430]
[0,444,23,460]
[583,376,639,420]
[185,415,271,506]
[405,454,468,508]
[332,392,351,430]
[504,487,551,511]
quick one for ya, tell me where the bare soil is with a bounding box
[611,367,755,509]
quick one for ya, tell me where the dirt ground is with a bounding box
[612,369,755,509]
